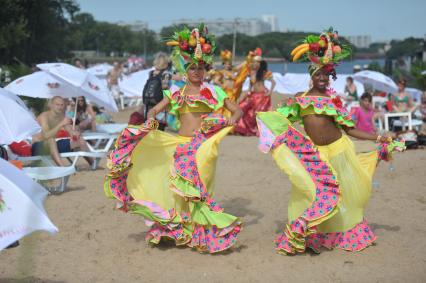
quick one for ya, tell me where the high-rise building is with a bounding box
[346,35,372,49]
[261,15,279,32]
[172,17,272,36]
[117,21,149,32]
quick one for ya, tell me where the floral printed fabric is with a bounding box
[105,114,241,253]
[278,95,355,128]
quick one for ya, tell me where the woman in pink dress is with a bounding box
[353,93,376,134]
[234,49,276,136]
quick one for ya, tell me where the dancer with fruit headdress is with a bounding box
[211,50,238,118]
[256,28,405,255]
[104,24,243,253]
[234,48,276,136]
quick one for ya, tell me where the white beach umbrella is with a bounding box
[37,63,118,112]
[119,67,153,97]
[353,70,398,94]
[87,63,113,78]
[5,71,80,99]
[0,158,58,250]
[0,88,41,145]
[406,87,423,103]
[421,70,426,75]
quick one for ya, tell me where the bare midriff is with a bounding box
[251,81,267,93]
[302,114,342,146]
[178,112,210,137]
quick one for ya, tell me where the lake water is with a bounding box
[269,59,385,74]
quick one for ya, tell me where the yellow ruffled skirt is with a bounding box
[256,111,404,254]
[105,117,241,253]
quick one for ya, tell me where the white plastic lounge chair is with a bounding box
[60,151,106,170]
[23,166,76,193]
[4,145,76,193]
[82,132,117,153]
[96,123,127,134]
[383,112,422,131]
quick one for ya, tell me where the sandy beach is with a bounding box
[1,98,426,283]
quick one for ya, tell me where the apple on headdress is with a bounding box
[309,42,320,53]
[179,41,189,51]
[332,45,342,54]
[202,44,212,54]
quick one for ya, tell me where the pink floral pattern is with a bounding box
[105,114,241,253]
[281,95,354,128]
[271,125,348,254]
[306,219,377,252]
[169,83,218,110]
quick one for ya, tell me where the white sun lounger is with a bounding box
[82,132,117,153]
[95,123,127,135]
[60,151,106,170]
[23,166,76,193]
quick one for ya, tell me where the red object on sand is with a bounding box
[9,141,32,157]
[129,111,145,125]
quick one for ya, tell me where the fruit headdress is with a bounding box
[290,27,351,80]
[165,23,216,73]
[248,47,262,62]
[220,49,232,64]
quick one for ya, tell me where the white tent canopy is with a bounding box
[242,72,364,96]
[119,68,154,97]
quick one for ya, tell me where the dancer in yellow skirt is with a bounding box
[104,24,243,253]
[256,28,405,254]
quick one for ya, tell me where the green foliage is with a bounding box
[410,61,426,90]
[386,37,423,59]
[366,61,383,72]
[0,0,80,64]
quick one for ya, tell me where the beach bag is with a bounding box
[142,70,164,106]
[398,131,418,149]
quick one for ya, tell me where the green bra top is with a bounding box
[277,93,355,128]
[163,83,228,117]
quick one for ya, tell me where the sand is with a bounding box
[1,100,426,283]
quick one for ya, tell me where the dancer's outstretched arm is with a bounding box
[343,126,394,142]
[224,99,243,126]
[147,97,170,119]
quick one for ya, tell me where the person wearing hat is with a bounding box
[256,28,404,255]
[104,24,242,254]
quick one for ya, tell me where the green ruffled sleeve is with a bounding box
[276,104,301,123]
[163,89,179,116]
[213,85,228,111]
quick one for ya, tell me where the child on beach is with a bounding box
[353,92,377,134]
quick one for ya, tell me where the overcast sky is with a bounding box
[77,0,426,42]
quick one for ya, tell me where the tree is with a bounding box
[411,61,426,90]
[0,0,80,65]
[386,37,423,59]
[0,1,28,64]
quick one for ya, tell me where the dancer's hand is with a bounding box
[147,109,157,120]
[377,133,395,143]
[227,116,238,126]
